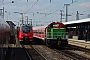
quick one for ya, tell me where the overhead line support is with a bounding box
[64,4,70,22]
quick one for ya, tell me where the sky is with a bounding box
[0,0,90,26]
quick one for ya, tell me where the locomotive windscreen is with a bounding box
[22,25,32,33]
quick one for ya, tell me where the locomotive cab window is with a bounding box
[53,24,59,28]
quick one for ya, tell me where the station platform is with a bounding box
[68,39,90,49]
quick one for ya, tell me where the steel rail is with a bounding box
[22,45,33,60]
[30,45,47,60]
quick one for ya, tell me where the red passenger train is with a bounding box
[18,24,33,42]
[33,22,68,47]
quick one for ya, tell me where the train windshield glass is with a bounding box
[22,26,32,33]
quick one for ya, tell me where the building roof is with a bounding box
[6,21,16,26]
[63,18,90,25]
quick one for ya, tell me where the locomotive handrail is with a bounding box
[46,32,67,39]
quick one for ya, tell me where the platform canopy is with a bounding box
[63,18,90,27]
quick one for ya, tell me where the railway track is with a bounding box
[32,44,90,60]
[54,49,90,60]
[22,45,33,60]
[3,36,46,60]
[3,41,90,60]
[52,44,90,60]
[68,44,90,54]
[32,45,72,60]
[23,45,46,60]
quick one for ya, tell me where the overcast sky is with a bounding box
[0,0,90,26]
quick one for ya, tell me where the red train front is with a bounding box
[18,24,33,42]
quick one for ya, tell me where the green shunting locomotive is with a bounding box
[45,22,68,48]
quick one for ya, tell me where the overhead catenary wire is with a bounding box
[25,0,39,14]
[69,7,90,16]
[37,0,80,21]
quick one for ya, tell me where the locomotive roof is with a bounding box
[6,21,16,26]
